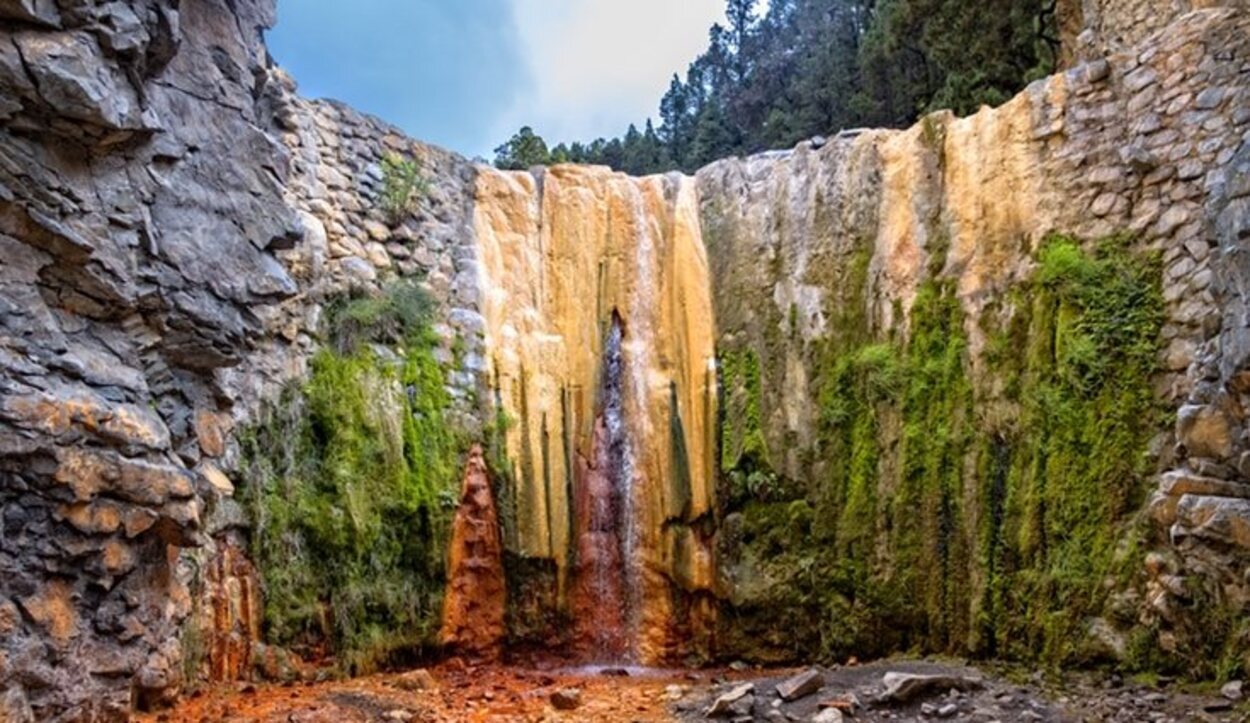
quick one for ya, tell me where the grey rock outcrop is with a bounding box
[0,0,309,718]
[0,0,487,717]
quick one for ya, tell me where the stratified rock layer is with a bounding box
[0,0,300,718]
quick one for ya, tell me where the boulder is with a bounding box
[393,669,438,692]
[777,668,825,701]
[706,683,755,717]
[812,709,844,723]
[877,672,983,704]
[551,688,582,711]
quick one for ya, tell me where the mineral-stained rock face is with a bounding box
[473,164,719,663]
[440,446,506,660]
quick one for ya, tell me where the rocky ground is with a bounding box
[135,659,1250,722]
[678,660,1250,723]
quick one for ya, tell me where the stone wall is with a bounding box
[1061,0,1250,65]
[699,6,1250,664]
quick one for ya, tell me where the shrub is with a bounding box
[379,152,429,224]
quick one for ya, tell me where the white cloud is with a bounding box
[485,0,726,156]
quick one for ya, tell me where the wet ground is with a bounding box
[139,658,1250,722]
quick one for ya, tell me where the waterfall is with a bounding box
[570,313,635,662]
[473,165,718,665]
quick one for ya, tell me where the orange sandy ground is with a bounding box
[135,663,729,723]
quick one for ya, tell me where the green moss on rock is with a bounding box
[717,233,1165,670]
[239,281,462,674]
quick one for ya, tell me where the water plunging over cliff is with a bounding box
[473,164,719,664]
[570,314,635,661]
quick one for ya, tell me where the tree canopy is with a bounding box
[493,0,1057,175]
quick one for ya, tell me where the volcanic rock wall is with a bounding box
[0,0,485,719]
[0,1,300,719]
[699,6,1250,664]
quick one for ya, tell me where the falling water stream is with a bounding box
[571,313,641,663]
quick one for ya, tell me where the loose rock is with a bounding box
[878,672,983,704]
[776,668,825,702]
[706,683,756,717]
[551,688,582,711]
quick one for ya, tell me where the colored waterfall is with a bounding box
[472,164,720,664]
[570,314,635,661]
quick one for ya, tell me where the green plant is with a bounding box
[325,280,435,354]
[239,281,461,674]
[379,152,429,224]
[719,231,1166,671]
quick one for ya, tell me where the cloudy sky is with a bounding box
[267,0,727,159]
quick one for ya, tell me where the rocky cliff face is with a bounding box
[0,0,484,719]
[0,0,302,719]
[1,0,1249,720]
[700,6,1250,666]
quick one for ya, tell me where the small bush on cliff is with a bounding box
[239,281,460,674]
[325,279,435,354]
[379,152,429,224]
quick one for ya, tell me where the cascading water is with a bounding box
[571,313,638,662]
[473,164,719,665]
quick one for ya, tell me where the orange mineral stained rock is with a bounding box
[473,164,719,664]
[440,445,507,660]
[205,539,262,682]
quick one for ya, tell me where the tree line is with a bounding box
[493,0,1058,175]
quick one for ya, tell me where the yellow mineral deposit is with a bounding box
[473,164,718,664]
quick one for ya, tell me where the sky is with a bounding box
[266,0,728,160]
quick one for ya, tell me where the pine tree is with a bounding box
[493,126,551,170]
[491,0,1055,174]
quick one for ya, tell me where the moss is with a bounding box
[719,347,776,504]
[983,235,1164,665]
[719,232,1166,671]
[239,281,461,674]
[894,278,974,651]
